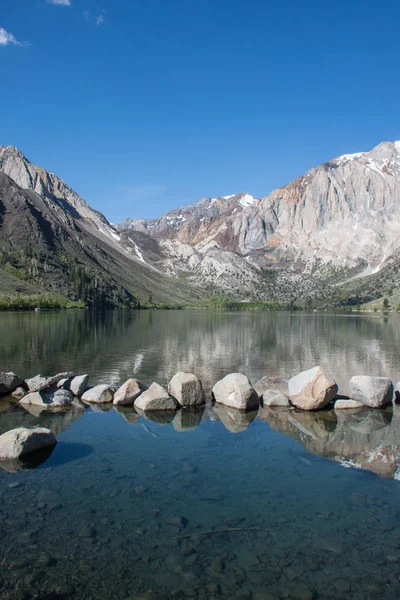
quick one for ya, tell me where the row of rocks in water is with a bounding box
[1,366,399,414]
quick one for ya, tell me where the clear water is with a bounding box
[1,310,400,600]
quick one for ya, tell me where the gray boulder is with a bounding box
[29,372,76,393]
[168,372,205,407]
[254,376,289,397]
[288,366,338,410]
[26,375,48,391]
[20,389,74,410]
[113,378,147,406]
[0,372,24,396]
[81,385,114,404]
[349,376,393,408]
[134,382,178,411]
[211,373,259,410]
[10,387,27,400]
[261,389,290,407]
[334,399,364,410]
[70,374,89,397]
[0,427,57,459]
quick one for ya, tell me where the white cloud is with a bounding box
[95,14,105,26]
[0,27,28,47]
[83,10,91,19]
[47,0,71,6]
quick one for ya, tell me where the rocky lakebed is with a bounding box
[1,366,400,599]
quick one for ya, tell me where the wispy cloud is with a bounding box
[0,27,28,47]
[95,14,105,26]
[47,0,72,5]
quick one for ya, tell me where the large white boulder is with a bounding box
[70,374,89,397]
[349,376,393,408]
[113,379,147,406]
[134,382,178,411]
[262,389,290,407]
[0,372,24,396]
[254,376,289,397]
[211,373,259,410]
[288,366,338,410]
[0,427,57,459]
[82,385,114,404]
[168,372,205,407]
[26,375,48,391]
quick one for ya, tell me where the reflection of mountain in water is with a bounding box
[1,311,400,396]
[259,405,400,479]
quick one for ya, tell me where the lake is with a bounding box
[1,309,400,600]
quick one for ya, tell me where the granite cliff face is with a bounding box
[118,141,400,303]
[0,146,200,306]
[1,141,400,306]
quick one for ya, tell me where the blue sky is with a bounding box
[1,0,400,222]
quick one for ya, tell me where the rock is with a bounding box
[288,366,338,410]
[254,376,289,397]
[334,399,365,409]
[168,372,205,407]
[261,389,290,407]
[26,375,47,391]
[211,373,259,410]
[29,372,76,393]
[113,378,147,406]
[20,389,73,410]
[0,372,24,396]
[10,387,26,400]
[70,374,89,397]
[166,516,187,528]
[0,427,57,459]
[134,382,178,411]
[349,376,393,408]
[81,384,114,404]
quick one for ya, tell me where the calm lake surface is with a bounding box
[1,310,400,600]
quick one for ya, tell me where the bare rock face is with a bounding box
[0,372,24,396]
[349,376,393,408]
[0,427,57,460]
[288,366,338,410]
[212,373,259,411]
[134,382,179,411]
[26,375,48,391]
[334,399,365,410]
[113,379,147,406]
[81,385,114,404]
[168,372,205,407]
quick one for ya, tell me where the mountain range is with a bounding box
[1,141,400,308]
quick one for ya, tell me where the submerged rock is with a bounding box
[81,385,114,404]
[0,427,57,459]
[212,373,259,410]
[134,382,178,411]
[349,376,393,408]
[113,378,147,406]
[334,399,364,410]
[0,372,24,396]
[288,366,338,410]
[168,372,205,407]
